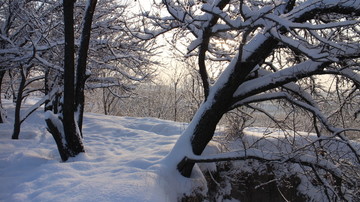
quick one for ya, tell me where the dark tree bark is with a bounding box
[62,0,84,155]
[176,0,360,178]
[197,0,230,99]
[178,34,280,178]
[44,68,62,114]
[44,68,53,112]
[176,0,295,177]
[0,70,6,123]
[45,0,98,161]
[75,0,97,136]
[11,67,27,139]
[0,0,13,123]
[45,117,70,161]
[8,71,17,103]
[102,88,109,115]
[46,0,84,161]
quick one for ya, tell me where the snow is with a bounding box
[221,127,360,201]
[0,99,202,202]
[234,60,324,98]
[1,97,359,201]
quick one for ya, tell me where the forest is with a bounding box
[1,0,359,201]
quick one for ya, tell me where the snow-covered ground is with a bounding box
[1,99,359,201]
[0,99,206,202]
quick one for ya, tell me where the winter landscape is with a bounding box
[0,99,192,201]
[1,0,360,201]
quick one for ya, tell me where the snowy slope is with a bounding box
[0,99,204,202]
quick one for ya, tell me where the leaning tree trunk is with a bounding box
[177,99,228,177]
[177,34,280,177]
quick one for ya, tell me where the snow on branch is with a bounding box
[85,82,135,91]
[286,0,360,21]
[0,47,20,55]
[256,69,320,108]
[233,61,325,99]
[314,67,360,89]
[35,55,63,72]
[202,3,276,33]
[201,3,248,29]
[24,75,44,88]
[20,88,59,124]
[232,91,360,162]
[285,20,359,30]
[332,68,360,86]
[89,60,149,82]
[179,148,343,180]
[269,28,332,62]
[162,0,187,23]
[234,91,332,132]
[134,0,199,40]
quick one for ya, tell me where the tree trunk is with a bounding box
[62,0,84,155]
[0,70,6,123]
[177,35,280,177]
[8,70,17,103]
[44,68,51,111]
[75,0,97,135]
[102,88,108,115]
[44,68,62,113]
[45,114,71,161]
[46,0,84,161]
[11,67,27,139]
[178,96,229,177]
[47,0,98,155]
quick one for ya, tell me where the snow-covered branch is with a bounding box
[180,148,344,181]
[35,55,63,72]
[20,87,59,124]
[233,91,360,161]
[233,61,326,100]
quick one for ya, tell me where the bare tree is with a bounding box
[43,0,157,161]
[76,0,157,118]
[0,0,49,137]
[0,0,32,123]
[143,0,360,199]
[45,0,97,161]
[1,0,156,141]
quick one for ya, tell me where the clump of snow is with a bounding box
[197,141,222,173]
